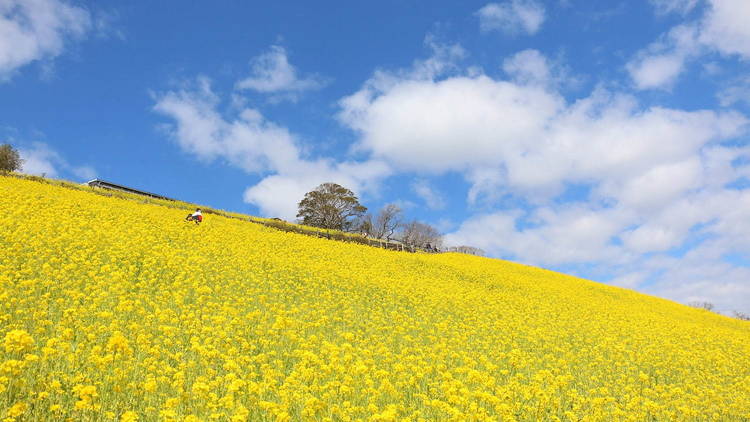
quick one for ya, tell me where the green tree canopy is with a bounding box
[0,144,23,174]
[297,183,367,231]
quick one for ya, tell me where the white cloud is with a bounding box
[444,206,630,266]
[235,45,326,99]
[597,158,704,211]
[17,141,95,180]
[411,179,445,210]
[503,49,550,84]
[340,75,563,175]
[627,53,687,90]
[718,76,750,107]
[153,77,299,173]
[626,24,700,90]
[631,0,750,90]
[71,165,95,180]
[153,78,390,220]
[502,48,578,90]
[476,0,545,36]
[699,0,750,58]
[0,0,91,80]
[339,39,467,138]
[609,271,648,289]
[621,225,684,254]
[19,143,58,176]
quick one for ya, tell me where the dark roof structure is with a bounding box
[85,179,175,201]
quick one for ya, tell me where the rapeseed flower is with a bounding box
[3,330,33,354]
[6,402,26,418]
[120,411,138,422]
[0,175,749,420]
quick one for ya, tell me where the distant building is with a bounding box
[85,179,174,201]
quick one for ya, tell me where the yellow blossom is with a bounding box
[7,402,26,418]
[0,174,749,421]
[120,411,138,422]
[3,330,34,353]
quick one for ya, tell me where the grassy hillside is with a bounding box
[1,175,748,421]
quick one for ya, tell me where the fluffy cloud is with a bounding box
[502,49,551,85]
[341,45,750,313]
[627,24,700,90]
[154,78,389,219]
[235,45,326,99]
[627,53,687,90]
[629,0,750,90]
[476,0,545,36]
[699,0,750,58]
[445,206,630,265]
[17,141,95,180]
[0,0,91,80]
[154,78,299,173]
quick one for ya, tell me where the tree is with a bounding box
[688,301,715,312]
[0,144,23,174]
[446,245,485,256]
[354,213,374,237]
[372,204,403,241]
[400,220,442,249]
[296,183,367,231]
[731,310,750,321]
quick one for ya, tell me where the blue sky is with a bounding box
[2,0,749,314]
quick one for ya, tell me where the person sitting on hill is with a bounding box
[185,208,203,224]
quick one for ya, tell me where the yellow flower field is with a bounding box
[1,175,749,421]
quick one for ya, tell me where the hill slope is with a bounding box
[1,175,749,421]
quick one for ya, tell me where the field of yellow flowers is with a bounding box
[1,175,749,422]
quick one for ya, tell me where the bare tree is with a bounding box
[297,183,367,231]
[354,213,374,237]
[731,311,750,321]
[0,144,23,174]
[446,245,485,256]
[400,220,442,249]
[688,301,715,312]
[372,204,403,241]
